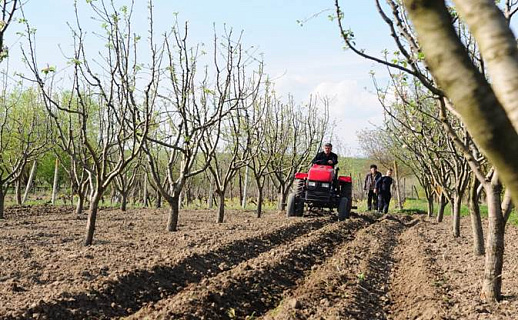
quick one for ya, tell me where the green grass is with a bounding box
[2,193,279,212]
[399,198,518,226]
[402,198,487,217]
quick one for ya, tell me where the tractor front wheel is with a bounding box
[287,193,303,217]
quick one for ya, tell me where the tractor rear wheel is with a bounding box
[340,182,353,214]
[338,197,350,221]
[287,193,303,217]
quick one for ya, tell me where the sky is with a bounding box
[3,0,398,157]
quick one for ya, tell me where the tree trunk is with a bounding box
[76,191,85,217]
[143,174,148,207]
[110,188,116,205]
[481,184,505,302]
[131,185,137,206]
[120,192,128,211]
[155,190,162,208]
[208,191,214,209]
[394,160,403,209]
[403,178,406,202]
[15,180,22,205]
[452,193,462,237]
[84,190,102,246]
[217,191,225,223]
[502,189,514,223]
[242,166,249,209]
[84,183,91,205]
[22,161,37,204]
[51,158,59,205]
[0,188,5,219]
[207,176,214,209]
[437,193,447,223]
[278,184,289,211]
[427,196,434,217]
[166,195,180,232]
[277,192,284,211]
[256,185,264,218]
[470,177,485,256]
[238,170,243,205]
[402,0,518,212]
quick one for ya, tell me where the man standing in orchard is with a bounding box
[311,143,338,167]
[375,169,393,214]
[364,164,382,211]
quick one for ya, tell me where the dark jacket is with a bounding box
[375,176,393,194]
[364,171,382,191]
[311,151,338,167]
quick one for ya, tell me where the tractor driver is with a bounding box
[311,143,338,167]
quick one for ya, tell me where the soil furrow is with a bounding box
[7,216,331,320]
[128,214,375,320]
[262,215,405,320]
[387,221,452,320]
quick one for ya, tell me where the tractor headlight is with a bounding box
[308,181,316,187]
[321,182,330,188]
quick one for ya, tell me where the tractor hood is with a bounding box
[307,164,334,182]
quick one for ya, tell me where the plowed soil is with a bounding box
[1,205,518,319]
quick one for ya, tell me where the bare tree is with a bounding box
[247,84,279,218]
[144,23,261,230]
[269,95,329,211]
[24,0,160,245]
[202,49,263,223]
[113,157,141,211]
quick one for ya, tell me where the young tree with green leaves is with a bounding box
[0,85,48,218]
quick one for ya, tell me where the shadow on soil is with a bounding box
[9,218,330,320]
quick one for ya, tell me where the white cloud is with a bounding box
[265,54,390,156]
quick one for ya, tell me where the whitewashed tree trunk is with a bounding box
[208,177,214,209]
[242,166,249,209]
[394,160,403,209]
[143,173,148,207]
[22,161,37,204]
[51,158,59,205]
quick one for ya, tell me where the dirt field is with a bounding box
[1,205,517,319]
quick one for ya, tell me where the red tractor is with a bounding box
[286,164,353,220]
